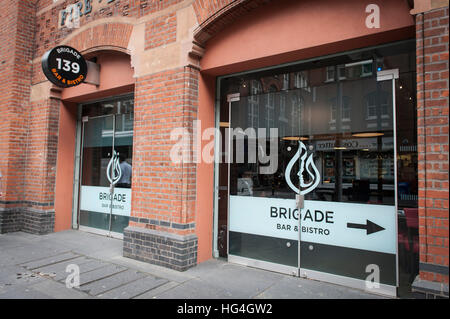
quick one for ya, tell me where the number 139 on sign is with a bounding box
[55,58,80,74]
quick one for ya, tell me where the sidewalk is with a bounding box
[0,230,387,299]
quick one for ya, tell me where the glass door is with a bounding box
[79,115,115,233]
[78,96,134,237]
[110,113,133,233]
[297,69,399,297]
[227,87,302,275]
[224,66,399,296]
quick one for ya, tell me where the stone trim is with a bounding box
[0,200,54,207]
[410,0,449,14]
[123,226,198,272]
[129,217,195,230]
[420,262,450,275]
[412,276,449,298]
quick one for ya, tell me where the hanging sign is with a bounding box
[41,45,88,88]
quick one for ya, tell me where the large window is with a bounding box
[219,40,418,295]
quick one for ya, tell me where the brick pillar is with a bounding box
[123,66,199,271]
[0,0,42,233]
[413,3,449,298]
[20,94,61,234]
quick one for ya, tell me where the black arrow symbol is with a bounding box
[347,219,385,235]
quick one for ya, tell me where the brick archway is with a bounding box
[193,0,274,44]
[65,22,134,55]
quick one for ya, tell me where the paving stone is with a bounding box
[1,246,68,266]
[54,259,109,281]
[193,262,283,298]
[97,276,168,299]
[32,256,91,278]
[79,269,146,296]
[253,276,384,299]
[0,231,394,299]
[28,279,92,299]
[0,285,53,299]
[0,266,45,291]
[133,281,180,299]
[76,263,127,286]
[154,278,235,299]
[20,252,80,270]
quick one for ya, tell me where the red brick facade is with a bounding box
[0,0,38,208]
[0,0,448,296]
[415,6,449,287]
[130,66,198,236]
[145,13,177,50]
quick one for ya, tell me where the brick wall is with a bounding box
[130,66,199,236]
[145,12,177,50]
[23,98,61,211]
[124,65,199,270]
[192,0,275,44]
[0,0,36,212]
[0,0,57,234]
[193,0,235,25]
[1,0,201,242]
[415,5,449,289]
[34,0,184,61]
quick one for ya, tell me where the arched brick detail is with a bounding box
[193,0,236,24]
[193,0,274,44]
[66,22,134,55]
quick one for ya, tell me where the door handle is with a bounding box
[296,194,304,209]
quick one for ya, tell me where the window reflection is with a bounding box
[82,95,134,117]
[228,71,399,206]
[220,40,418,290]
[81,96,134,188]
[222,41,417,209]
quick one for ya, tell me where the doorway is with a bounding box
[76,94,134,238]
[215,59,400,297]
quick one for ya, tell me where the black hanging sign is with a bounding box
[41,45,88,88]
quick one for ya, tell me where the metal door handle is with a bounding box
[296,194,304,209]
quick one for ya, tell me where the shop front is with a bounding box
[56,50,136,238]
[1,0,447,299]
[211,40,418,296]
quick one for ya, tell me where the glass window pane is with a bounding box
[220,40,417,289]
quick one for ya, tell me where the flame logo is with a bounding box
[106,151,122,185]
[285,141,320,195]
